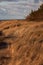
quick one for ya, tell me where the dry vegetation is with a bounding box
[0,20,43,65]
[26,4,43,21]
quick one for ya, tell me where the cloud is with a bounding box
[0,0,17,2]
[0,0,43,19]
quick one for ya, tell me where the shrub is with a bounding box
[26,4,43,21]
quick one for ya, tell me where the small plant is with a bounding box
[0,31,3,36]
[0,42,8,50]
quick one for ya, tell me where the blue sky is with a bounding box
[0,0,43,19]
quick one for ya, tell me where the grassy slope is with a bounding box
[0,20,43,65]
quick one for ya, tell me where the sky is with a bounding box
[0,0,43,20]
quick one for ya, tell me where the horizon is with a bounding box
[0,0,43,20]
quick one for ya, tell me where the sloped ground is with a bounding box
[0,20,43,65]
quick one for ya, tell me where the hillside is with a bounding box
[0,20,43,65]
[26,4,43,21]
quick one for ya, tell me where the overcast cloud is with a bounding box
[0,0,43,19]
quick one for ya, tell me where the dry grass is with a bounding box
[0,20,43,65]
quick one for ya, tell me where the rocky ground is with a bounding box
[0,20,43,65]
